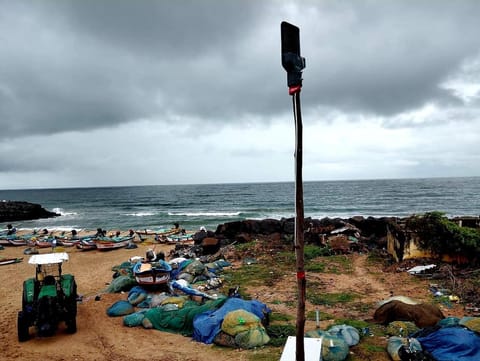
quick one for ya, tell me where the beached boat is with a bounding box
[133,260,172,285]
[0,234,18,246]
[29,236,57,248]
[56,232,98,247]
[94,235,134,251]
[76,239,97,251]
[164,232,195,244]
[0,257,23,266]
[7,237,29,246]
[135,228,181,243]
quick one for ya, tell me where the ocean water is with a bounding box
[0,177,479,232]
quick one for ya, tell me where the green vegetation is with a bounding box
[307,292,358,306]
[306,309,334,321]
[265,324,296,347]
[306,255,353,274]
[406,211,480,262]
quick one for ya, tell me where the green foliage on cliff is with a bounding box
[406,211,480,259]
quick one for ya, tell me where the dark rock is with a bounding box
[0,201,60,222]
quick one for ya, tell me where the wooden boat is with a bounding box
[133,260,172,285]
[164,232,195,244]
[7,237,29,246]
[30,236,56,248]
[0,257,23,266]
[94,235,134,251]
[76,239,97,251]
[0,235,17,246]
[3,231,44,246]
[57,232,97,247]
[135,227,182,243]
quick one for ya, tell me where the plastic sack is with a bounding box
[105,275,136,293]
[327,324,360,346]
[387,336,423,361]
[184,259,206,276]
[437,316,460,328]
[128,286,148,305]
[234,327,270,349]
[221,309,261,336]
[459,316,480,332]
[305,329,349,361]
[106,300,135,317]
[123,311,146,327]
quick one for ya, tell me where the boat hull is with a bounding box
[133,261,172,285]
[94,235,134,251]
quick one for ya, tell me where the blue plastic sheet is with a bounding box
[417,326,480,361]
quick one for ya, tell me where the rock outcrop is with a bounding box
[0,201,59,222]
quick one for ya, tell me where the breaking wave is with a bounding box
[168,211,241,217]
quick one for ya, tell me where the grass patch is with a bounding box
[246,348,282,361]
[222,263,283,290]
[270,312,294,322]
[306,309,334,321]
[307,292,358,306]
[305,262,326,272]
[304,244,332,259]
[265,324,296,347]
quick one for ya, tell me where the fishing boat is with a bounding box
[133,260,172,286]
[0,234,18,246]
[164,232,195,244]
[7,237,29,246]
[57,231,98,247]
[29,236,56,248]
[135,228,180,243]
[94,235,135,251]
[76,239,97,251]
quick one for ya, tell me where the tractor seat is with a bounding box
[43,275,56,285]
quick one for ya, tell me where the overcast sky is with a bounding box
[1,0,479,190]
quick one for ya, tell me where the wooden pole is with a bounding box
[293,90,306,361]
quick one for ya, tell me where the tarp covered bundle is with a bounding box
[220,309,270,349]
[143,297,227,336]
[417,326,480,361]
[386,317,480,361]
[192,297,271,345]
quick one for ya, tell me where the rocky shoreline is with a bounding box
[0,201,59,222]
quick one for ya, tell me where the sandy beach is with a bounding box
[0,237,260,361]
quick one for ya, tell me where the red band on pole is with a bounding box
[289,85,302,95]
[297,271,305,279]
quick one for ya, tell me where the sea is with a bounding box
[0,177,479,233]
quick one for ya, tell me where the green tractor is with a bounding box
[18,252,78,341]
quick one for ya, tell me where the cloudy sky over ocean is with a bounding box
[1,0,479,189]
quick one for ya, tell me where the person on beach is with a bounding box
[6,224,16,235]
[193,226,208,245]
[95,228,106,238]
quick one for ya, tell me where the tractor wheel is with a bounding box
[65,293,77,334]
[18,311,30,342]
[66,315,77,334]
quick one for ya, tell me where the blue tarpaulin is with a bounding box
[417,327,480,361]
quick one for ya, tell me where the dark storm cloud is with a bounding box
[302,1,480,116]
[1,0,480,141]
